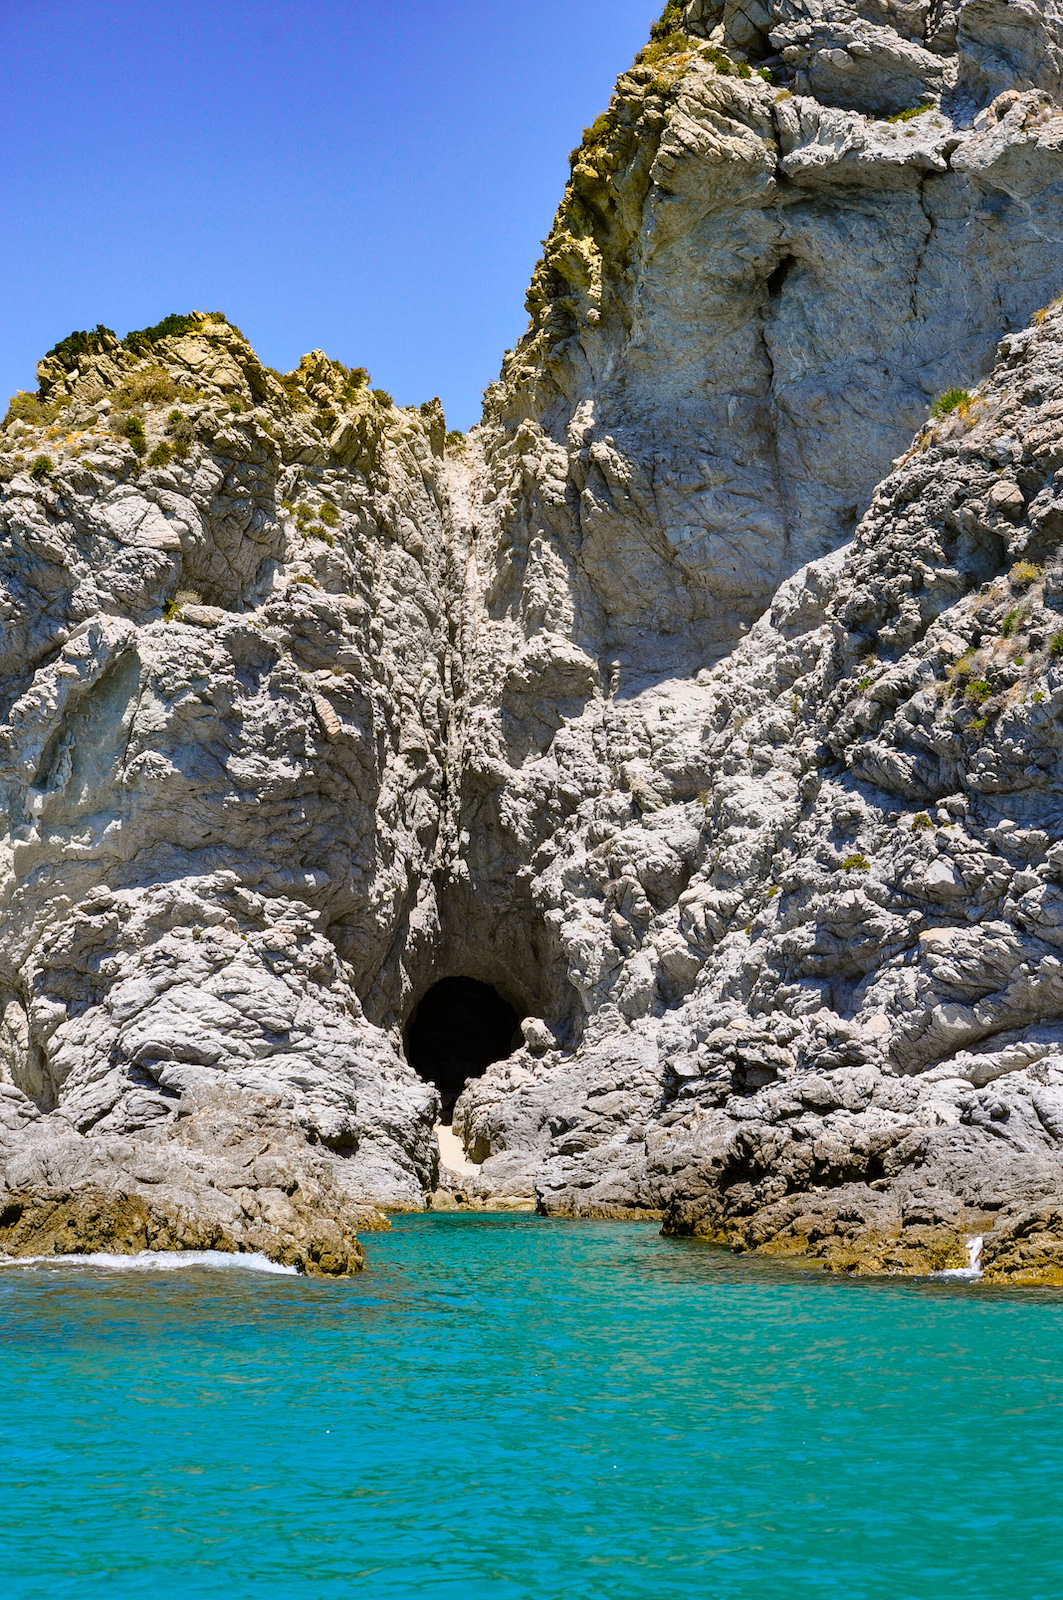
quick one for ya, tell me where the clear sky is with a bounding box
[0,0,658,432]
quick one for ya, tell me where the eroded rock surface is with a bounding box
[7,3,1063,1276]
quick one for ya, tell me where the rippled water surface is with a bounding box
[2,1213,1062,1599]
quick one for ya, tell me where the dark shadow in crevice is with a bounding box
[405,976,522,1124]
[765,255,796,301]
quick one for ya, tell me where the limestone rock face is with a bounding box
[1,319,448,1258]
[6,5,1063,1275]
[465,302,1063,1280]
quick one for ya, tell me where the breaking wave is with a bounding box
[0,1248,299,1275]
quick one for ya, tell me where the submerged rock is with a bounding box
[6,5,1063,1275]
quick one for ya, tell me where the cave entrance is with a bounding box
[406,977,522,1124]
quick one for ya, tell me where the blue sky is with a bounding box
[0,0,657,431]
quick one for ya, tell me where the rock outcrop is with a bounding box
[6,2,1063,1278]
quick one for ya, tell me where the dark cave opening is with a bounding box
[765,254,796,300]
[405,977,523,1124]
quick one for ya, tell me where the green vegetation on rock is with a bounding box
[931,388,971,418]
[44,324,118,368]
[634,1,692,67]
[118,415,147,456]
[700,45,753,78]
[43,311,229,375]
[3,391,70,428]
[111,366,194,411]
[964,678,992,705]
[122,313,207,351]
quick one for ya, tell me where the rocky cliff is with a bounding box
[5,0,1063,1278]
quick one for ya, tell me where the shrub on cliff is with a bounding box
[582,111,617,149]
[701,45,753,77]
[122,312,221,352]
[3,391,68,428]
[340,367,369,402]
[638,31,690,64]
[649,0,685,41]
[116,414,147,456]
[44,324,117,367]
[111,366,191,410]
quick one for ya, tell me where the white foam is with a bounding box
[932,1235,984,1281]
[0,1248,299,1275]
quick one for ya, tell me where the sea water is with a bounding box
[1,1214,1061,1600]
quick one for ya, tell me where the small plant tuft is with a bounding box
[648,0,684,40]
[841,853,871,872]
[1009,560,1043,589]
[29,455,53,480]
[119,415,147,456]
[148,441,174,468]
[581,111,617,149]
[318,501,339,527]
[912,812,933,831]
[948,652,974,690]
[931,388,972,418]
[340,367,369,402]
[964,678,992,705]
[1050,630,1063,658]
[886,104,928,123]
[1001,608,1021,637]
[700,43,752,77]
[634,1,691,64]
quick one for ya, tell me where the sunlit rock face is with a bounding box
[0,320,447,1237]
[7,3,1063,1278]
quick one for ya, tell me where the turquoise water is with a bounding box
[2,1215,1062,1600]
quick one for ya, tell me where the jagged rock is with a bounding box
[6,5,1063,1277]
